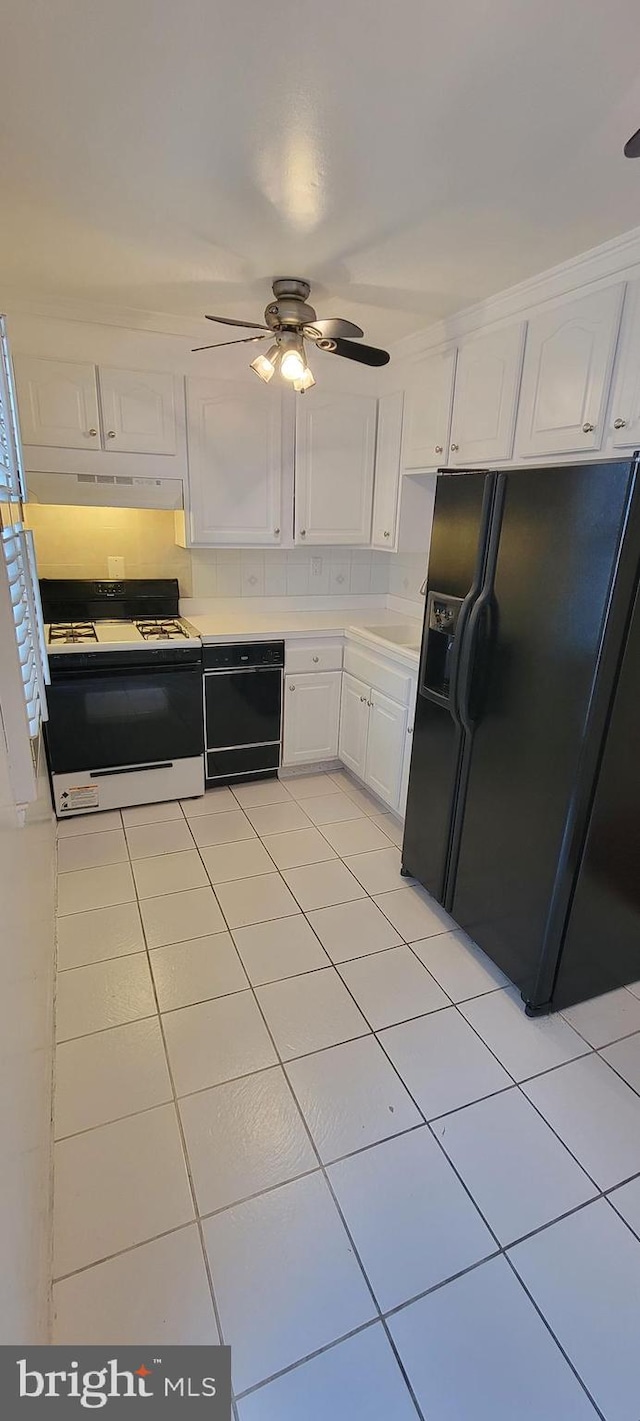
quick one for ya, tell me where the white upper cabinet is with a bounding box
[371,390,403,549]
[607,280,640,449]
[401,347,456,472]
[15,356,100,450]
[514,284,625,458]
[448,322,526,465]
[186,376,285,545]
[98,368,176,455]
[295,392,376,545]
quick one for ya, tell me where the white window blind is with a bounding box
[0,314,26,503]
[0,521,49,804]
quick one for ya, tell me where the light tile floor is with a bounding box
[52,768,640,1420]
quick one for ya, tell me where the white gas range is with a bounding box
[41,579,205,817]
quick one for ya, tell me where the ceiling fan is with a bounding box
[192,278,390,391]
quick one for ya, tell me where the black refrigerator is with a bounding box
[402,457,640,1013]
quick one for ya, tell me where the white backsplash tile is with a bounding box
[215,553,243,598]
[328,560,350,594]
[241,553,265,598]
[388,552,428,601]
[264,553,287,596]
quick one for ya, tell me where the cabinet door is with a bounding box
[399,679,417,817]
[449,322,525,465]
[338,672,370,779]
[365,688,408,811]
[14,355,100,450]
[295,392,376,544]
[186,377,283,545]
[515,284,624,458]
[608,280,640,449]
[401,347,456,472]
[283,671,342,766]
[99,368,176,455]
[371,390,403,549]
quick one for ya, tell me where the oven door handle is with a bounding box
[90,762,174,778]
[204,666,283,676]
[51,662,201,681]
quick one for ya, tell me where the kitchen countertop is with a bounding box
[186,606,422,665]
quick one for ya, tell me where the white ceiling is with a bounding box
[2,0,640,342]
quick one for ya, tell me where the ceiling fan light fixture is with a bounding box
[293,366,316,392]
[278,334,306,382]
[250,344,280,382]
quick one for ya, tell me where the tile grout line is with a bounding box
[53,784,638,1410]
[187,806,608,1415]
[127,849,230,1363]
[502,1250,608,1421]
[183,816,428,1419]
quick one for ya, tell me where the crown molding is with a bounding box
[4,222,640,356]
[0,289,206,339]
[391,223,640,363]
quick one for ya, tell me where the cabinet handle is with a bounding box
[299,529,306,537]
[360,695,367,703]
[407,724,413,735]
[107,430,116,439]
[435,444,443,454]
[582,422,595,434]
[383,530,390,538]
[312,655,319,663]
[290,683,296,691]
[614,418,627,430]
[368,700,373,707]
[274,527,280,536]
[87,428,97,437]
[450,442,459,452]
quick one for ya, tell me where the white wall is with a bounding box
[0,721,56,1342]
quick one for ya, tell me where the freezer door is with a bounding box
[451,460,633,1004]
[553,573,640,1007]
[402,471,495,899]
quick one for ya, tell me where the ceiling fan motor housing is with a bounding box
[265,277,317,330]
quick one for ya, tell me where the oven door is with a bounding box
[45,662,204,773]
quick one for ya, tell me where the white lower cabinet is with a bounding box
[339,669,410,812]
[338,673,370,779]
[365,688,408,807]
[282,670,342,766]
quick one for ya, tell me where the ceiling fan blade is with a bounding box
[305,317,364,339]
[317,337,390,367]
[205,314,270,330]
[192,335,267,351]
[624,127,640,157]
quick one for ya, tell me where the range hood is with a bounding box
[26,470,183,510]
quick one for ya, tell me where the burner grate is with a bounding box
[49,621,98,645]
[135,618,189,641]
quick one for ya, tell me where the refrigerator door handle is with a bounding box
[456,586,493,734]
[445,590,476,725]
[456,474,505,734]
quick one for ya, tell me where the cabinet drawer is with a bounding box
[344,644,413,705]
[285,639,343,673]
